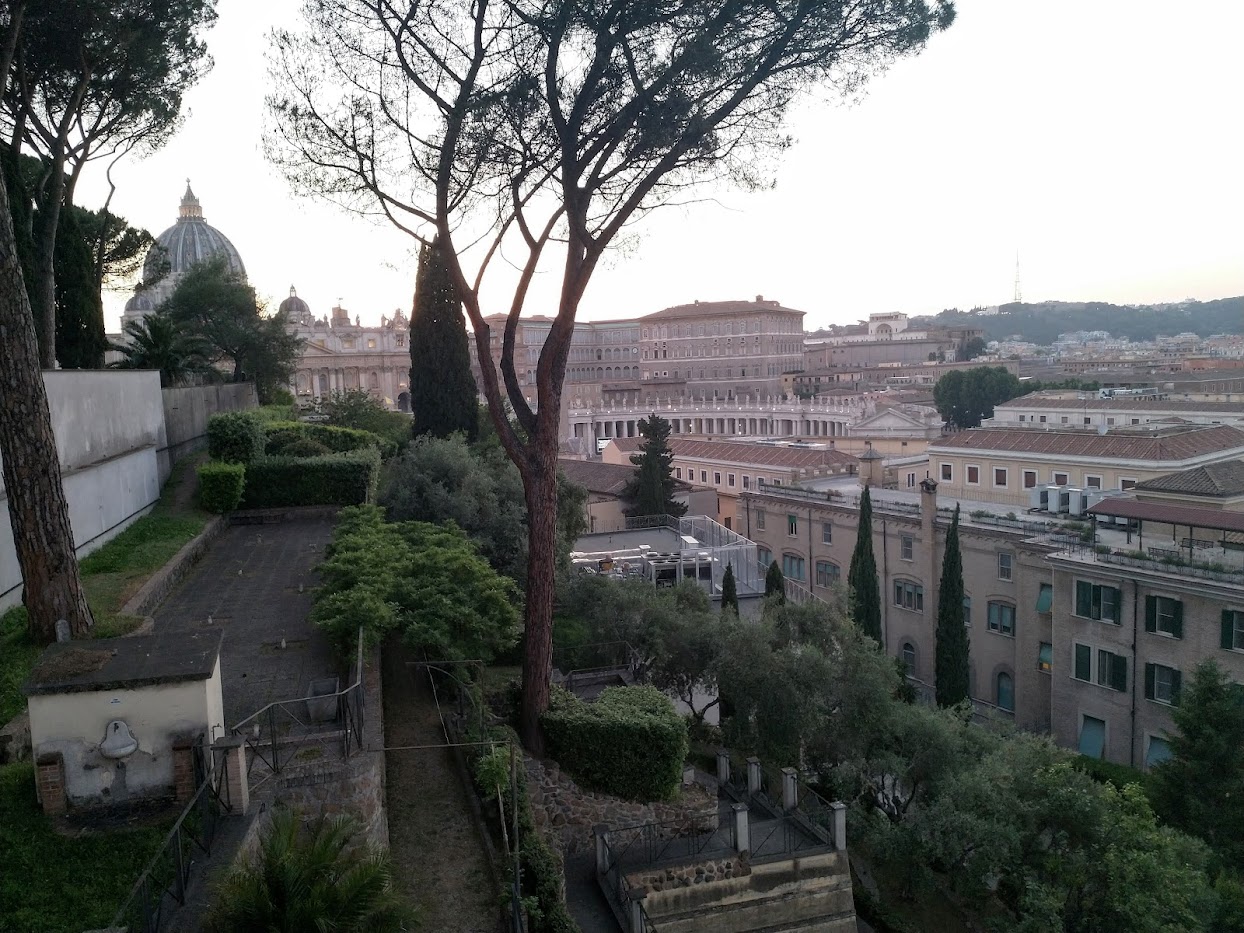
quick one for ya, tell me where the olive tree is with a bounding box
[267,0,955,749]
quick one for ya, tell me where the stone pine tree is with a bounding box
[765,561,786,603]
[849,487,883,645]
[935,505,971,707]
[621,415,686,518]
[721,564,739,617]
[409,237,478,441]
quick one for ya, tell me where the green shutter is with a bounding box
[1144,596,1157,633]
[1111,654,1128,692]
[1224,610,1236,650]
[1075,644,1091,681]
[1145,663,1155,701]
[1076,581,1093,617]
[1170,669,1182,706]
[1172,601,1183,639]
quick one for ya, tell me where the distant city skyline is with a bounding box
[73,0,1244,333]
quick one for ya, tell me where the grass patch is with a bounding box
[0,761,172,933]
[0,458,211,725]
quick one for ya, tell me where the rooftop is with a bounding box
[640,297,803,319]
[1134,460,1244,498]
[558,458,637,496]
[930,424,1244,461]
[996,394,1244,413]
[610,436,858,470]
[24,630,223,696]
[1087,496,1244,534]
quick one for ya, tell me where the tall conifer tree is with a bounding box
[935,504,971,707]
[410,237,478,440]
[721,563,739,617]
[621,415,686,517]
[765,560,785,603]
[849,486,882,644]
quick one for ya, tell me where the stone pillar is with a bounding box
[215,736,251,816]
[716,748,730,785]
[831,801,847,851]
[594,824,611,876]
[746,756,761,796]
[781,767,798,811]
[36,751,66,814]
[733,803,750,855]
[172,739,197,803]
[628,888,649,932]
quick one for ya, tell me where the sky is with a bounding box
[77,0,1244,333]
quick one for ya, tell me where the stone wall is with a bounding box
[524,754,717,855]
[625,854,749,892]
[159,382,257,482]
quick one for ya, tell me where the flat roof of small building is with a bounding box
[24,629,223,696]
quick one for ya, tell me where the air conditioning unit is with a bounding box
[1045,485,1070,514]
[1029,486,1049,511]
[1066,488,1086,517]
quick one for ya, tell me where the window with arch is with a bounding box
[901,642,916,672]
[996,672,1014,712]
[782,553,805,582]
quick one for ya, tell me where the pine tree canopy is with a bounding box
[621,415,687,517]
[410,237,479,441]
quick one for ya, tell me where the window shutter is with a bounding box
[1111,654,1127,692]
[1075,644,1091,681]
[1145,663,1155,701]
[1144,596,1157,633]
[1171,669,1182,706]
[1172,601,1183,639]
[1076,581,1092,617]
[1224,611,1236,650]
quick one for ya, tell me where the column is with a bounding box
[717,749,730,785]
[215,736,251,816]
[781,767,798,811]
[733,803,750,856]
[746,756,762,796]
[831,801,847,851]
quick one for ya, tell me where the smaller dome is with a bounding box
[124,291,155,313]
[280,285,312,324]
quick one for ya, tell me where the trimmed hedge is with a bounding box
[264,420,394,458]
[197,461,246,513]
[241,449,381,509]
[542,685,688,802]
[281,438,332,458]
[207,411,265,464]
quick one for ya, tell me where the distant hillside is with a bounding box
[913,297,1244,346]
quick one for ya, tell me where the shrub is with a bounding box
[264,420,381,453]
[253,402,299,424]
[207,411,265,463]
[542,685,688,801]
[198,462,246,513]
[1073,754,1151,796]
[280,438,332,458]
[241,449,381,509]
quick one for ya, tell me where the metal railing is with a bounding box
[602,812,731,872]
[110,744,232,932]
[229,628,366,785]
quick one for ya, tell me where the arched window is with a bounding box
[369,371,379,389]
[901,642,916,672]
[318,372,328,394]
[996,672,1014,712]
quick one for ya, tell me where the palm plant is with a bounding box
[208,808,415,932]
[108,311,213,387]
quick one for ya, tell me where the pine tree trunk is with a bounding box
[0,178,93,641]
[31,166,66,369]
[519,436,558,754]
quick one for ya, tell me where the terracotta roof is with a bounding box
[996,396,1244,413]
[930,424,1244,461]
[1135,460,1244,498]
[640,299,803,320]
[610,437,857,470]
[1087,497,1244,533]
[557,459,636,496]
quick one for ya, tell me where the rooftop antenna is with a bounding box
[1013,251,1022,304]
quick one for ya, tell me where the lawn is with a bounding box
[0,457,210,723]
[0,761,173,933]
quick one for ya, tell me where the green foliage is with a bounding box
[720,563,739,616]
[280,437,333,458]
[849,487,882,644]
[1149,660,1244,871]
[473,746,511,801]
[197,461,246,514]
[764,560,785,600]
[52,201,108,369]
[0,608,39,725]
[254,402,299,423]
[320,389,412,454]
[312,505,520,659]
[109,311,212,386]
[410,238,479,441]
[956,335,987,361]
[1072,754,1151,796]
[934,505,970,707]
[932,366,1027,429]
[207,807,415,933]
[542,685,688,801]
[241,449,382,510]
[207,411,265,464]
[621,415,687,518]
[0,761,171,933]
[264,419,387,456]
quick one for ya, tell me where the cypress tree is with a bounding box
[765,560,785,603]
[721,563,739,616]
[935,504,971,707]
[621,415,687,517]
[410,237,478,440]
[849,486,882,645]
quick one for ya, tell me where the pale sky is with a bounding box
[78,0,1244,333]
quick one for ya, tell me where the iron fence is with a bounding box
[603,812,731,873]
[109,744,232,932]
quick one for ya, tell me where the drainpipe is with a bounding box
[1130,578,1139,769]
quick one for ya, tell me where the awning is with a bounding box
[1078,716,1106,759]
[1038,643,1052,670]
[1036,583,1053,613]
[1088,497,1244,534]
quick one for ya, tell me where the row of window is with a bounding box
[1079,716,1172,767]
[756,547,841,588]
[1072,643,1182,705]
[755,512,831,541]
[683,470,786,489]
[938,462,1137,491]
[1073,586,1244,653]
[641,319,798,339]
[1018,413,1148,427]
